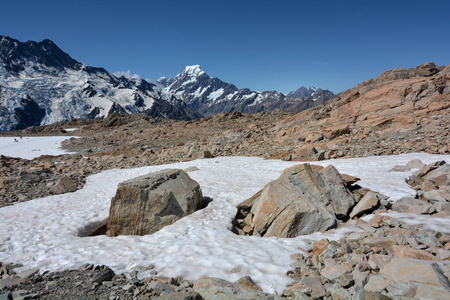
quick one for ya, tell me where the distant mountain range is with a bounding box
[157,65,335,116]
[0,36,201,131]
[0,36,335,131]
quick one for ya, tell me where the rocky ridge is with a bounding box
[271,62,449,161]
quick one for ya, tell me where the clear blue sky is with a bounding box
[2,0,449,93]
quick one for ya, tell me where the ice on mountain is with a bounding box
[207,88,225,101]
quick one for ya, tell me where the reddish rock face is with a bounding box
[274,62,449,161]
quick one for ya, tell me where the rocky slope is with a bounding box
[157,65,335,116]
[271,62,450,161]
[0,36,202,131]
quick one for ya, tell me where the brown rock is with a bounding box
[107,169,202,236]
[235,276,262,291]
[51,175,78,194]
[320,264,352,281]
[242,163,355,237]
[349,191,381,218]
[360,236,395,252]
[393,245,436,261]
[380,258,450,299]
[312,238,330,256]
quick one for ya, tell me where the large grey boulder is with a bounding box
[234,163,355,238]
[107,169,202,236]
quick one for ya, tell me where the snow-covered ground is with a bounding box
[0,136,75,159]
[0,136,449,294]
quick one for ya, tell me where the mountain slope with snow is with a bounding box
[157,65,335,116]
[0,36,202,131]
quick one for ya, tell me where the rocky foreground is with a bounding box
[1,159,450,299]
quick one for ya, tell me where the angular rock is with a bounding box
[0,291,11,300]
[312,238,330,256]
[0,276,23,289]
[393,245,436,260]
[349,191,382,218]
[391,197,432,214]
[149,281,176,295]
[107,169,202,236]
[381,258,450,299]
[407,159,425,169]
[360,236,395,252]
[320,264,351,281]
[240,163,356,237]
[51,175,78,194]
[193,277,278,300]
[157,291,204,300]
[412,161,448,189]
[364,275,386,293]
[92,266,115,284]
[235,276,262,291]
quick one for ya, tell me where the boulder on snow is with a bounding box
[233,163,355,238]
[106,169,202,236]
[411,161,449,190]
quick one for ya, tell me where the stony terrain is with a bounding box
[0,62,449,299]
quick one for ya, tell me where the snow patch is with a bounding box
[207,88,225,101]
[0,136,76,159]
[0,148,449,294]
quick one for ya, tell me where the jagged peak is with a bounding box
[181,65,205,77]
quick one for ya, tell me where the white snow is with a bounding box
[0,143,449,294]
[182,65,205,77]
[207,88,225,102]
[0,136,76,159]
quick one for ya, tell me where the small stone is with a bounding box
[364,275,386,292]
[235,276,262,291]
[312,238,330,256]
[102,281,115,288]
[92,266,115,284]
[122,283,134,292]
[0,291,11,300]
[340,273,355,288]
[0,276,23,289]
[149,281,175,295]
[243,213,253,225]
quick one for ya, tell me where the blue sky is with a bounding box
[2,0,448,93]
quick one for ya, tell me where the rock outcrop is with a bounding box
[274,62,449,160]
[233,163,355,237]
[107,169,203,236]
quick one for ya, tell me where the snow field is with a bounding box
[0,136,449,294]
[0,136,76,159]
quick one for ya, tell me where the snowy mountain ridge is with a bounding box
[0,36,201,131]
[157,65,335,116]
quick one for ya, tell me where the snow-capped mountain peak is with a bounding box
[157,66,335,116]
[182,65,205,77]
[0,36,202,131]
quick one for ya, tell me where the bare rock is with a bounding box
[407,159,426,169]
[349,191,383,218]
[393,245,436,261]
[192,277,279,300]
[107,169,202,236]
[238,163,357,237]
[391,197,432,214]
[380,258,450,299]
[51,175,79,194]
[92,266,115,284]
